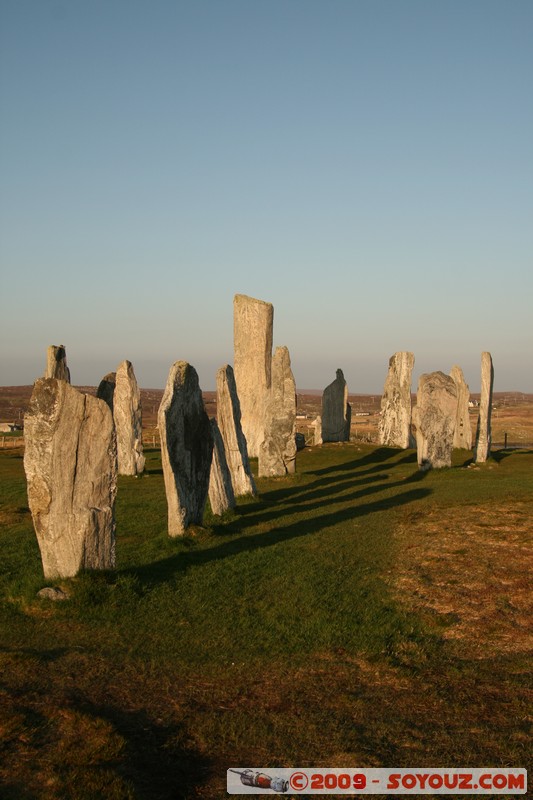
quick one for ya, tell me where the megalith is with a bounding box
[412,371,458,470]
[114,361,145,476]
[208,419,236,516]
[322,369,351,442]
[24,378,117,578]
[233,293,274,458]
[450,365,472,450]
[473,352,494,463]
[216,364,256,496]
[259,346,297,477]
[97,363,145,476]
[96,372,116,410]
[378,352,415,448]
[158,361,213,536]
[44,345,70,382]
[312,415,323,445]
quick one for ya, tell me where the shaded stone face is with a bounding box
[450,365,472,450]
[474,352,494,463]
[321,368,350,442]
[158,361,213,536]
[96,372,116,412]
[233,293,274,458]
[216,364,256,497]
[114,360,145,476]
[378,352,415,449]
[412,371,458,470]
[44,345,70,383]
[208,418,236,516]
[24,378,117,579]
[259,346,297,477]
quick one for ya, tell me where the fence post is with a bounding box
[504,432,508,449]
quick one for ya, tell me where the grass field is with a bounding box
[0,442,531,799]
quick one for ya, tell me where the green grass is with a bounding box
[1,444,531,798]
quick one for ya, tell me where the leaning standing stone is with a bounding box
[208,419,236,516]
[450,365,472,450]
[259,346,297,477]
[44,345,71,382]
[216,364,256,496]
[24,379,117,579]
[158,362,213,536]
[473,352,494,463]
[378,352,415,448]
[412,371,458,470]
[114,360,145,476]
[322,369,351,442]
[233,293,274,458]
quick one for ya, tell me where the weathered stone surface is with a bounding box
[37,586,69,601]
[114,360,145,476]
[233,293,274,458]
[24,379,117,579]
[450,365,472,449]
[378,352,415,448]
[216,364,256,496]
[158,362,213,536]
[321,369,351,442]
[97,372,116,410]
[412,371,458,470]
[312,415,323,445]
[208,419,236,516]
[44,345,70,382]
[474,352,494,463]
[259,346,297,477]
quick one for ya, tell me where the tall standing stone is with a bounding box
[450,365,472,450]
[216,364,256,496]
[321,369,351,442]
[259,346,297,477]
[378,352,415,448]
[24,378,117,578]
[114,360,145,476]
[233,294,274,458]
[44,345,70,382]
[474,352,494,463]
[412,371,458,470]
[208,419,236,516]
[158,361,213,536]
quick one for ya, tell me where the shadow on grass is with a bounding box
[70,697,212,800]
[127,485,431,589]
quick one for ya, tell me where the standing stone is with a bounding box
[114,361,145,476]
[158,362,213,536]
[412,371,458,470]
[233,294,274,458]
[378,352,415,448]
[216,364,256,496]
[259,346,297,477]
[322,369,351,442]
[208,419,236,516]
[24,378,116,579]
[44,345,70,382]
[474,352,494,463]
[450,365,472,450]
[312,415,323,445]
[96,372,116,410]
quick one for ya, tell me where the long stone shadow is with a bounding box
[215,470,427,536]
[308,446,409,476]
[128,485,432,589]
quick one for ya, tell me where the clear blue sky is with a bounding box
[1,0,532,393]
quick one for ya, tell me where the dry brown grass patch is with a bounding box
[392,502,533,658]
